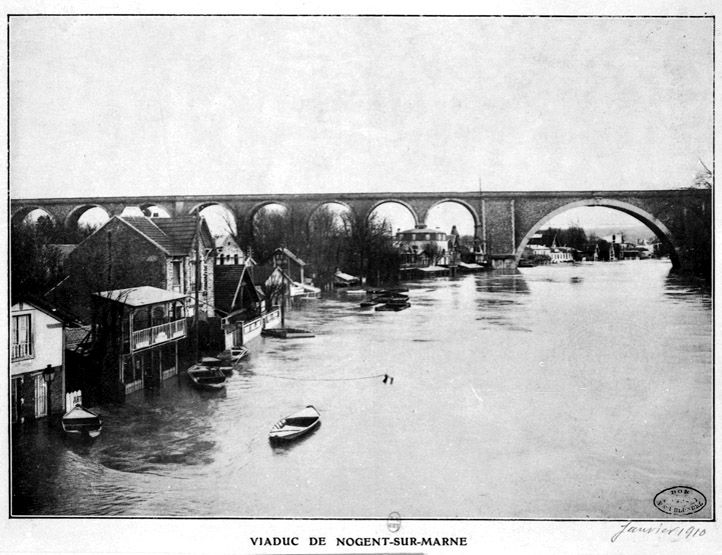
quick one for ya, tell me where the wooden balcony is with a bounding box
[131,318,186,352]
[11,341,33,361]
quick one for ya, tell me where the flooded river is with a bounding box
[12,259,712,518]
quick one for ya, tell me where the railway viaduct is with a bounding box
[11,189,710,270]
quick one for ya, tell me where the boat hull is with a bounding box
[269,405,321,442]
[262,328,315,339]
[61,405,103,438]
[187,365,227,390]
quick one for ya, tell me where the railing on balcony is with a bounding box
[12,342,33,361]
[131,318,186,352]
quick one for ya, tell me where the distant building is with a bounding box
[214,234,245,266]
[396,224,449,266]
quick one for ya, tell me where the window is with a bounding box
[171,261,182,292]
[12,314,32,360]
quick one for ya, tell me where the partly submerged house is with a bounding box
[11,296,69,425]
[92,286,189,401]
[215,264,281,348]
[65,215,216,321]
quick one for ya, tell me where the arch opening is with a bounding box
[368,201,416,236]
[308,202,351,233]
[65,204,110,232]
[425,200,478,238]
[515,199,679,269]
[75,206,110,231]
[194,203,237,237]
[13,207,56,227]
[250,203,290,262]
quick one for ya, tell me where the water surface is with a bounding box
[12,259,712,518]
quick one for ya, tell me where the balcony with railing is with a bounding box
[131,318,186,352]
[11,341,33,361]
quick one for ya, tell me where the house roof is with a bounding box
[274,247,305,266]
[94,286,188,307]
[65,325,92,351]
[214,265,260,313]
[120,217,176,253]
[215,265,244,311]
[88,215,214,257]
[154,216,214,254]
[11,293,82,325]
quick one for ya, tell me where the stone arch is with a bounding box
[11,205,58,227]
[514,198,680,269]
[424,198,480,231]
[307,200,353,230]
[65,204,111,230]
[188,201,238,236]
[366,199,419,228]
[249,200,291,221]
[245,201,292,242]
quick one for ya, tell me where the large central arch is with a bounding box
[514,198,680,268]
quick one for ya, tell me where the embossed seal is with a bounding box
[654,486,706,516]
[387,511,401,533]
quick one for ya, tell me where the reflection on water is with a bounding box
[12,260,712,518]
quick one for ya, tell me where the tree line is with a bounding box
[230,206,402,287]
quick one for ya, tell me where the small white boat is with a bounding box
[269,405,321,442]
[187,363,227,390]
[62,404,103,438]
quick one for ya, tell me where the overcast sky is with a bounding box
[10,16,712,202]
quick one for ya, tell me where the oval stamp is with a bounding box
[654,486,706,516]
[387,511,401,533]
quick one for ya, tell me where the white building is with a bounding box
[11,298,67,424]
[396,225,449,265]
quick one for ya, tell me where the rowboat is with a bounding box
[373,293,409,303]
[269,405,321,442]
[199,355,235,376]
[61,404,103,438]
[187,363,227,390]
[217,346,249,365]
[375,302,411,312]
[262,327,315,339]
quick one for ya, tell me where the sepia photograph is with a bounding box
[4,5,715,553]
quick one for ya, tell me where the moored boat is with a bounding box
[217,346,249,365]
[187,363,227,390]
[262,327,315,339]
[197,356,235,376]
[375,302,411,312]
[269,405,321,442]
[62,404,103,438]
[373,293,409,303]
